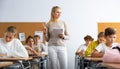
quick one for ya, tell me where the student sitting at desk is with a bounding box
[0,26,28,58]
[25,35,41,56]
[76,35,94,55]
[25,35,41,69]
[34,35,48,55]
[91,27,119,58]
[0,26,29,69]
[34,35,48,69]
[85,32,105,57]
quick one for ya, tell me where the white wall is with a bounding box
[1,0,120,69]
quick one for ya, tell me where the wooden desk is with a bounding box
[75,55,103,69]
[0,57,33,69]
[85,57,102,61]
[84,57,102,69]
[30,54,48,58]
[102,63,120,69]
[0,62,13,68]
[29,55,48,69]
[0,57,33,61]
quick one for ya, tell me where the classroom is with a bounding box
[1,0,120,69]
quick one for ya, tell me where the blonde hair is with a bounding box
[48,6,61,25]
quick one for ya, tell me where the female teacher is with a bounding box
[43,6,69,69]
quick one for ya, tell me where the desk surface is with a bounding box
[0,57,33,61]
[30,54,48,58]
[0,62,13,68]
[102,63,120,69]
[84,57,102,61]
[76,54,103,61]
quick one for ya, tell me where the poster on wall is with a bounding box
[35,31,43,42]
[19,32,26,41]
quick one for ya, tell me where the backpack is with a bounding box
[102,46,120,63]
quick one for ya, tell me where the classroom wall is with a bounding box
[1,0,120,69]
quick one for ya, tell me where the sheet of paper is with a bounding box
[53,29,63,35]
[35,31,43,42]
[19,33,25,41]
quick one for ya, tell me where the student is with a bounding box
[34,35,48,69]
[25,35,41,56]
[43,6,69,69]
[0,26,28,58]
[85,32,105,57]
[91,27,119,57]
[76,35,94,55]
[25,35,41,69]
[34,35,48,55]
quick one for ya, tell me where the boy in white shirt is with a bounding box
[34,35,48,55]
[0,26,29,69]
[76,35,94,55]
[91,27,119,58]
[0,26,28,58]
[34,35,48,69]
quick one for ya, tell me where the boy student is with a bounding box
[25,35,41,69]
[85,32,105,57]
[25,35,41,56]
[0,26,28,58]
[76,35,94,55]
[91,27,119,57]
[34,35,48,55]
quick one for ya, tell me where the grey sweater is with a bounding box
[45,20,69,46]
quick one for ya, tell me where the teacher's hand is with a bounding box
[42,24,47,34]
[58,34,65,39]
